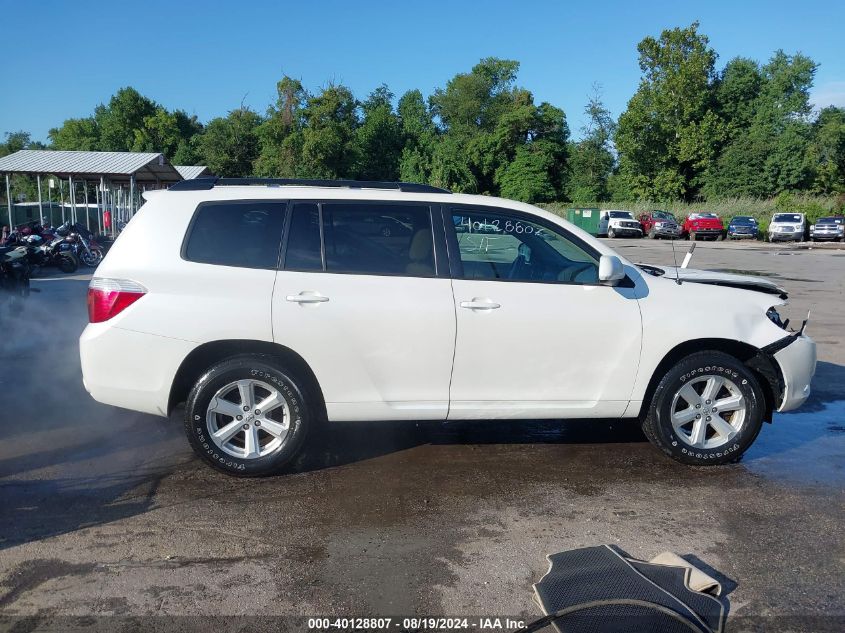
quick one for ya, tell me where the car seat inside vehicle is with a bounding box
[405,229,434,276]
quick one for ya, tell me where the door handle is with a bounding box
[460,299,501,310]
[286,292,329,304]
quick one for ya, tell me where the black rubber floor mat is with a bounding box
[531,545,725,633]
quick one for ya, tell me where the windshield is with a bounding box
[690,213,717,220]
[773,213,801,223]
[731,216,756,225]
[608,211,634,219]
[653,211,675,221]
[817,217,843,225]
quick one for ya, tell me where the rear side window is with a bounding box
[184,201,285,269]
[320,203,435,276]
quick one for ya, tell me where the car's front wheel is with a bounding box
[642,351,765,465]
[184,355,311,477]
[608,228,616,238]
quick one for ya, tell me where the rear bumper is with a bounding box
[80,324,196,417]
[770,334,816,412]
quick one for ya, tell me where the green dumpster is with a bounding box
[565,208,600,235]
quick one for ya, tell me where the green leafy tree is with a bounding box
[704,51,817,197]
[567,89,616,201]
[49,117,100,150]
[95,87,158,151]
[616,22,723,201]
[132,107,203,160]
[715,58,763,135]
[298,84,359,179]
[807,107,845,194]
[197,107,262,176]
[255,76,307,177]
[397,89,437,183]
[430,58,568,198]
[354,85,403,181]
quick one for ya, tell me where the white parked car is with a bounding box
[80,178,816,476]
[598,210,643,238]
[768,212,806,242]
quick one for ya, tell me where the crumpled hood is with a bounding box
[659,266,787,298]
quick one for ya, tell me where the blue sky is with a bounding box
[2,0,844,143]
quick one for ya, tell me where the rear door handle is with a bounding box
[460,299,501,310]
[286,292,329,304]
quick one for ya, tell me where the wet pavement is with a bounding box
[0,239,843,632]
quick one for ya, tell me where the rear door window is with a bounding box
[184,201,285,269]
[320,203,435,276]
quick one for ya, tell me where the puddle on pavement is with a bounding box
[742,400,845,485]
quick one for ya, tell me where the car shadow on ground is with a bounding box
[292,417,648,474]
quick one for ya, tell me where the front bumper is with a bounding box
[728,230,756,239]
[689,228,722,236]
[770,334,816,412]
[653,226,681,237]
[610,226,643,236]
[769,230,803,241]
[810,231,841,241]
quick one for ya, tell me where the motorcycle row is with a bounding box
[1,222,106,311]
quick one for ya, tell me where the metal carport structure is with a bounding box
[175,165,212,180]
[0,149,183,236]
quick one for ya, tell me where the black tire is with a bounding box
[608,228,616,238]
[641,351,765,465]
[184,355,311,477]
[648,229,657,239]
[690,231,698,241]
[58,254,78,273]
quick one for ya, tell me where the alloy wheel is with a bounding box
[206,379,291,459]
[669,374,747,450]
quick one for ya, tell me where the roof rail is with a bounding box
[168,177,450,194]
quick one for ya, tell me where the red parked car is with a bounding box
[639,210,682,239]
[682,213,724,241]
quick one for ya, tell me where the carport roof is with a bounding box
[0,149,183,183]
[175,165,212,180]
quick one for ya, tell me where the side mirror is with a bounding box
[598,255,625,286]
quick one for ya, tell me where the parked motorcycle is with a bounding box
[55,222,104,267]
[26,234,79,274]
[0,243,32,314]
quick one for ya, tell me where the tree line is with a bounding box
[4,22,844,206]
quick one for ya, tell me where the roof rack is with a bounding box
[168,177,450,194]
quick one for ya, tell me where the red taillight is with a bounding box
[87,278,146,323]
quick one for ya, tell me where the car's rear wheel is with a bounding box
[184,355,310,477]
[642,351,765,465]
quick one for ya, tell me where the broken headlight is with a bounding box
[767,306,786,329]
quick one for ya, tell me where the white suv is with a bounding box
[80,178,816,476]
[768,212,807,242]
